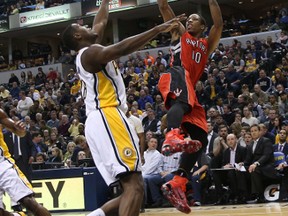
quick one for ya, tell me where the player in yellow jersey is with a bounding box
[61,0,185,215]
[0,109,51,216]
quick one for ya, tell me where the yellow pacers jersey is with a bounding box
[0,129,14,164]
[76,47,128,116]
[0,128,32,189]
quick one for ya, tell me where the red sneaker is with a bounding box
[161,175,191,214]
[161,128,202,156]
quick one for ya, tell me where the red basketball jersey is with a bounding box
[180,32,209,86]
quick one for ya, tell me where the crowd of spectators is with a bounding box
[0,2,287,209]
[0,0,79,16]
[0,26,287,207]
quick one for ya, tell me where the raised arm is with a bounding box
[207,0,223,55]
[82,15,186,72]
[92,0,109,44]
[157,0,185,40]
[0,109,26,137]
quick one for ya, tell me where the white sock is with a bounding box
[87,208,105,216]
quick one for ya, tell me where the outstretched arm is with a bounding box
[82,15,187,72]
[92,0,109,44]
[0,109,26,137]
[157,0,185,40]
[207,0,223,55]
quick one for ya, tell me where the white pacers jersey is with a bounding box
[76,47,128,116]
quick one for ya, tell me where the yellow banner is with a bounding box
[3,177,85,211]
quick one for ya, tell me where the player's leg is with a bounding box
[0,190,25,216]
[20,196,50,216]
[86,108,143,216]
[162,101,202,156]
[161,125,207,213]
[88,173,144,216]
[118,172,144,216]
[0,164,50,216]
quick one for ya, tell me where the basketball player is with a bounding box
[157,0,223,213]
[61,0,186,215]
[0,109,51,216]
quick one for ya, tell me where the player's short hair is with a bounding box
[199,14,207,27]
[62,24,78,51]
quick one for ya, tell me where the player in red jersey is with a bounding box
[157,0,223,213]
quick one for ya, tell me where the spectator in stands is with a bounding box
[63,141,76,163]
[223,91,237,110]
[279,90,288,118]
[35,0,45,10]
[273,129,288,201]
[267,94,279,111]
[142,137,163,206]
[71,135,91,165]
[244,124,278,203]
[242,106,259,126]
[31,132,48,159]
[35,152,46,163]
[47,131,62,150]
[225,64,242,93]
[10,4,19,15]
[35,67,46,89]
[142,107,161,136]
[76,151,87,167]
[190,151,210,206]
[17,90,33,118]
[46,110,60,128]
[28,100,44,122]
[29,86,40,101]
[0,86,10,101]
[8,73,20,87]
[272,68,287,89]
[256,69,273,93]
[230,53,245,73]
[271,116,284,137]
[57,114,70,138]
[213,133,247,204]
[252,84,268,104]
[47,147,63,163]
[146,152,181,207]
[138,89,153,110]
[46,53,55,65]
[204,76,221,107]
[280,8,288,25]
[10,82,20,100]
[46,67,58,81]
[259,123,276,144]
[68,117,81,137]
[223,104,235,126]
[143,51,155,66]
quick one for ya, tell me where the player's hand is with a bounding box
[15,120,26,132]
[157,14,187,32]
[248,164,257,173]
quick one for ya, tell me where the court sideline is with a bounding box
[52,202,288,216]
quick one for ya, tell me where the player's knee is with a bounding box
[20,196,39,211]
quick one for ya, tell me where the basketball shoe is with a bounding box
[161,128,202,156]
[14,212,26,216]
[161,175,191,214]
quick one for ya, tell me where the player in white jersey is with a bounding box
[0,109,51,216]
[62,0,186,215]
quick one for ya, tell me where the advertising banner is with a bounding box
[3,177,85,211]
[9,2,81,29]
[82,0,137,15]
[19,4,71,27]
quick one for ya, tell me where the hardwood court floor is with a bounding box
[52,202,288,215]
